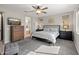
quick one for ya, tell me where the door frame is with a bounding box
[24,16,32,38]
[0,12,3,41]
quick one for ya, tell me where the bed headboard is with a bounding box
[43,25,60,32]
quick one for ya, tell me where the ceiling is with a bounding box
[0,4,79,17]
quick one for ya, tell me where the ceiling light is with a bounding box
[36,9,41,14]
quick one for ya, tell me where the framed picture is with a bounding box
[7,17,21,25]
[48,16,55,25]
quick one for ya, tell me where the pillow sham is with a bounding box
[49,28,58,32]
[44,28,49,31]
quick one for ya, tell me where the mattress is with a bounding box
[32,31,59,44]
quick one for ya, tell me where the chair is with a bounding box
[4,42,19,55]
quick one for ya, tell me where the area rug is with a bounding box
[27,51,46,55]
[35,45,60,55]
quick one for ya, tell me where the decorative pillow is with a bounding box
[43,25,59,32]
[44,28,58,32]
[44,28,50,31]
[49,28,58,32]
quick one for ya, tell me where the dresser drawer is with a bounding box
[10,26,24,42]
[59,31,72,41]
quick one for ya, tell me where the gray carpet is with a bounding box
[0,41,4,55]
[17,38,78,55]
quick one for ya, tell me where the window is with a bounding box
[76,11,79,34]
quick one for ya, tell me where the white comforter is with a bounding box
[32,31,59,44]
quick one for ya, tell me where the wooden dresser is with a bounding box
[10,26,24,42]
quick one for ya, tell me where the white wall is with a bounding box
[40,12,73,31]
[0,7,25,44]
[73,8,79,54]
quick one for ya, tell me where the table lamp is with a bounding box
[63,25,69,31]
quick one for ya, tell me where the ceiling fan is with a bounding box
[24,5,48,14]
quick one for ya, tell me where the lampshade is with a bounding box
[63,25,69,29]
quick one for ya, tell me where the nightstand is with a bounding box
[59,31,73,41]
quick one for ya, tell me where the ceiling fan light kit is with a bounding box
[36,9,42,14]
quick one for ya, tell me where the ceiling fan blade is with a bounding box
[41,7,48,10]
[41,11,47,14]
[24,10,34,12]
[32,6,38,9]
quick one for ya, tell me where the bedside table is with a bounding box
[59,31,73,41]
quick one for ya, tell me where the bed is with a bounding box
[32,25,60,45]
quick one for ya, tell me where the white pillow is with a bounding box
[44,28,49,31]
[50,28,58,32]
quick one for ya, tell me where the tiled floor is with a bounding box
[17,38,78,55]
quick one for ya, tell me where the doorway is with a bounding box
[24,16,32,38]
